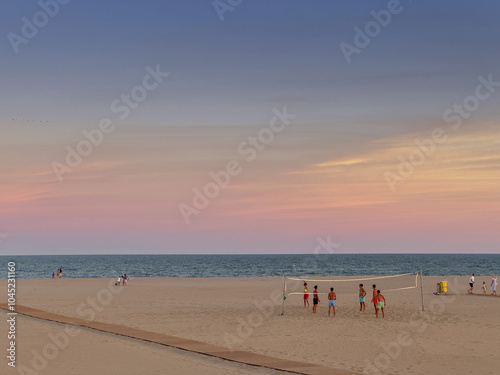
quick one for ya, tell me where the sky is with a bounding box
[1,0,499,254]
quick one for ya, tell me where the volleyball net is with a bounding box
[280,271,424,314]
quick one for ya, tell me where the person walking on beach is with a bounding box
[52,272,55,279]
[482,282,487,295]
[303,282,309,308]
[328,287,336,317]
[312,285,320,314]
[491,275,498,296]
[115,276,122,286]
[359,284,367,312]
[468,274,475,294]
[372,284,378,314]
[376,290,386,318]
[123,274,128,286]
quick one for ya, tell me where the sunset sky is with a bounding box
[1,0,499,254]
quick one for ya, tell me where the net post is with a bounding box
[419,270,424,311]
[280,274,286,316]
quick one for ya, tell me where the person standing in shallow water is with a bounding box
[312,285,320,313]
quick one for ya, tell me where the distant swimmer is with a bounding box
[491,275,498,296]
[328,287,336,317]
[312,285,320,314]
[468,274,475,294]
[359,284,367,312]
[376,290,386,318]
[303,282,309,308]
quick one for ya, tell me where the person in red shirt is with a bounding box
[372,284,378,314]
[303,282,309,308]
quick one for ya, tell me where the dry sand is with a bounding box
[1,275,499,374]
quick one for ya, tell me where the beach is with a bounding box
[1,276,499,374]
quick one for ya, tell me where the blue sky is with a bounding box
[2,0,499,130]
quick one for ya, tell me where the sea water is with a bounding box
[0,254,499,279]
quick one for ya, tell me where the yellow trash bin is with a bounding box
[439,281,448,294]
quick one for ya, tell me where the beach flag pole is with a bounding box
[419,270,424,311]
[280,274,286,315]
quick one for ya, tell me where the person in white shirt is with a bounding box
[115,276,122,286]
[491,275,498,296]
[467,274,475,294]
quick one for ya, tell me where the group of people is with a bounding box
[359,283,387,318]
[52,268,63,279]
[115,274,129,286]
[302,282,387,318]
[468,274,497,296]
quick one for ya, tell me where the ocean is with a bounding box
[1,254,499,279]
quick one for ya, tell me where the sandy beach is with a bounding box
[1,275,499,375]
